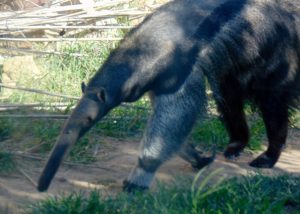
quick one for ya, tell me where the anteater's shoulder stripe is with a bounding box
[195,0,249,41]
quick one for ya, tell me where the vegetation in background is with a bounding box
[191,105,266,152]
[27,174,300,214]
[0,151,16,174]
[5,41,116,104]
[290,110,300,129]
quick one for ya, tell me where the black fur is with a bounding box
[195,0,300,167]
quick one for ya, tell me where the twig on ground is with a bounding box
[15,165,37,187]
[0,47,86,56]
[0,37,123,42]
[56,177,108,190]
[0,25,133,30]
[0,114,69,119]
[10,151,118,172]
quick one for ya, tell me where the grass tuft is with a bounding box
[0,151,16,174]
[191,116,265,152]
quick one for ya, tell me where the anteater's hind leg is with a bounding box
[217,78,250,159]
[178,143,215,170]
[123,75,207,192]
[250,95,288,168]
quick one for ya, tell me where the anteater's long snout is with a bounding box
[37,132,79,192]
[37,97,103,192]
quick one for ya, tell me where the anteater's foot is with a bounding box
[224,142,246,160]
[178,143,215,170]
[191,156,215,170]
[122,179,148,193]
[249,152,279,168]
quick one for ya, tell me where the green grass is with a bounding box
[96,99,150,137]
[290,111,300,129]
[0,151,16,174]
[191,118,228,151]
[27,174,300,214]
[191,116,265,152]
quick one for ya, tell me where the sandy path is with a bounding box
[0,130,299,213]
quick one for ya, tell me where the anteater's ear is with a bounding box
[81,82,86,94]
[97,87,106,103]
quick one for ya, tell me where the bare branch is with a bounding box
[10,151,118,172]
[0,114,69,119]
[0,25,133,30]
[15,165,37,187]
[0,83,80,100]
[0,37,122,42]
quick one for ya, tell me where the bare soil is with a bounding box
[0,130,299,214]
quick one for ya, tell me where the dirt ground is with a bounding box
[0,129,300,214]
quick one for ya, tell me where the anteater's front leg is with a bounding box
[123,76,207,192]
